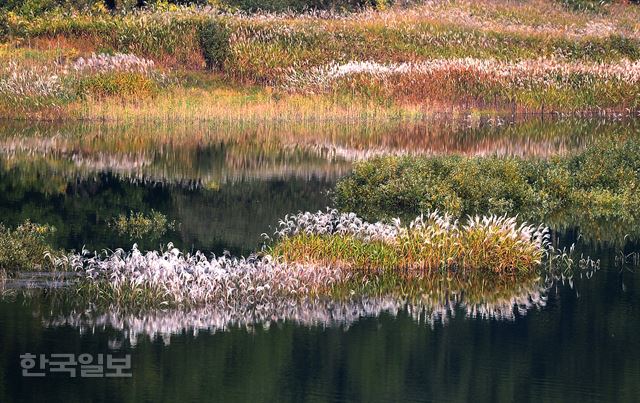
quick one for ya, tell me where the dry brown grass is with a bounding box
[63,86,423,122]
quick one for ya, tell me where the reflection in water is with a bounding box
[1,115,637,181]
[547,214,640,249]
[0,169,334,255]
[2,260,636,403]
[0,137,351,188]
[1,118,639,403]
[1,271,77,290]
[1,116,639,254]
[46,290,547,345]
[42,270,588,345]
[616,252,640,268]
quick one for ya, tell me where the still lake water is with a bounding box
[0,116,639,402]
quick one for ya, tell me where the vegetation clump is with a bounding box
[335,137,640,225]
[272,209,549,279]
[198,18,231,70]
[109,210,176,240]
[64,208,556,308]
[70,243,347,308]
[559,0,614,13]
[0,220,66,272]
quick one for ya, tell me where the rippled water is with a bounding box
[1,116,639,402]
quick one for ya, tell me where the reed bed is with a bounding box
[3,1,640,118]
[272,209,549,278]
[0,52,167,114]
[69,243,350,307]
[0,61,69,109]
[71,87,416,122]
[225,3,640,87]
[284,58,640,110]
[58,208,554,309]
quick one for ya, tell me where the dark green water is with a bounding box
[0,117,639,402]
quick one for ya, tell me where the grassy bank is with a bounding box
[334,137,640,241]
[2,1,640,120]
[0,47,418,121]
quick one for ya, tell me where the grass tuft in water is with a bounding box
[109,210,176,240]
[0,220,67,272]
[60,207,560,309]
[69,242,348,308]
[271,210,549,280]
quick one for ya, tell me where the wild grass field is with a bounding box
[1,0,638,303]
[2,0,640,121]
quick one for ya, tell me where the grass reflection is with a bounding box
[34,255,599,343]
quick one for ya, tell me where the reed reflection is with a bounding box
[38,260,600,345]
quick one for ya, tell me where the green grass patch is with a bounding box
[272,211,547,279]
[0,220,66,272]
[109,210,176,240]
[335,137,640,227]
[74,71,159,98]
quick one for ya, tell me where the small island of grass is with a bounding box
[335,136,640,244]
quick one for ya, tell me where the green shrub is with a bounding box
[198,18,231,70]
[335,155,544,221]
[558,0,610,13]
[1,0,97,16]
[568,137,640,190]
[0,12,8,40]
[0,220,64,272]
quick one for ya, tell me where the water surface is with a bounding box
[1,116,639,402]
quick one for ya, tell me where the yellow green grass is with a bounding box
[0,221,66,272]
[272,211,548,281]
[2,1,640,120]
